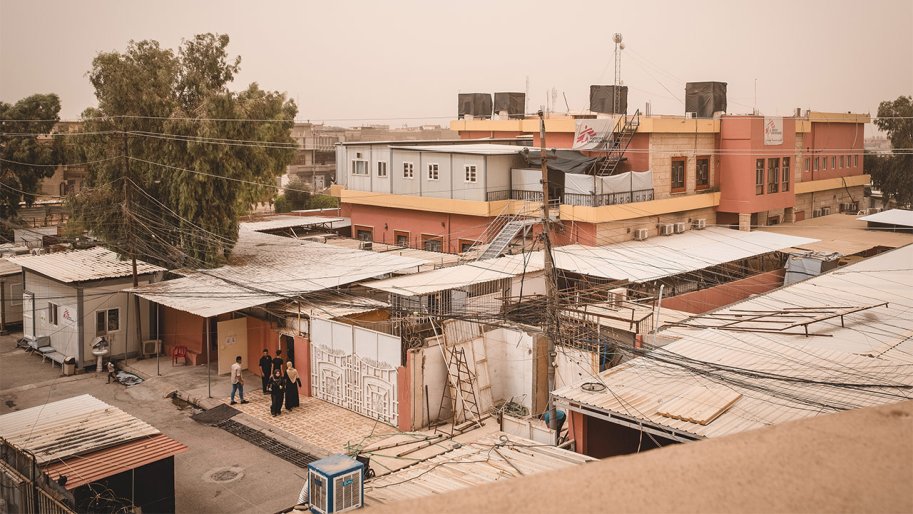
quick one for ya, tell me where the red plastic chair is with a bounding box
[172,346,188,366]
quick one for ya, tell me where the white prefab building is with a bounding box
[0,259,23,333]
[11,248,164,367]
[337,142,529,200]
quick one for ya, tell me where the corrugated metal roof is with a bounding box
[44,434,187,489]
[858,209,913,227]
[554,245,913,440]
[0,395,161,465]
[508,227,816,283]
[364,255,544,296]
[553,329,913,440]
[662,244,913,363]
[240,215,346,232]
[318,238,462,270]
[278,293,389,320]
[132,230,426,317]
[388,143,528,155]
[0,258,20,276]
[9,247,164,283]
[365,432,594,504]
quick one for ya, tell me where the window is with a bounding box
[355,226,373,242]
[427,163,440,180]
[854,155,859,168]
[839,156,844,168]
[403,162,414,179]
[671,158,686,193]
[351,159,368,176]
[695,158,709,190]
[767,158,780,193]
[394,231,410,248]
[464,164,477,183]
[846,155,852,168]
[755,159,765,195]
[804,157,810,173]
[782,157,790,192]
[377,161,387,177]
[96,308,120,336]
[48,302,58,326]
[814,156,819,171]
[831,156,836,169]
[422,235,443,252]
[459,240,477,253]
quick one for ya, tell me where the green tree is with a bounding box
[872,96,913,207]
[0,94,63,222]
[284,179,311,211]
[68,34,296,267]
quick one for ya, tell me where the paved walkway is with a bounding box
[122,356,396,454]
[227,389,397,454]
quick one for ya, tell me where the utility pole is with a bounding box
[538,110,559,445]
[123,131,143,361]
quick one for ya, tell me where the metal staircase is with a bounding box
[595,109,641,176]
[476,218,540,260]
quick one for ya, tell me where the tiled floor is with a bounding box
[227,389,397,453]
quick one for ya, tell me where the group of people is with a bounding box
[259,348,302,416]
[228,348,302,417]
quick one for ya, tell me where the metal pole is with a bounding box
[206,317,211,398]
[156,302,160,376]
[653,284,665,346]
[538,110,559,446]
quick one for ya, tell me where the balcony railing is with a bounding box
[563,189,655,207]
[511,190,544,202]
[486,188,655,206]
[486,190,512,201]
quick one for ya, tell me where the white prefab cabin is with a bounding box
[336,141,529,201]
[11,248,164,368]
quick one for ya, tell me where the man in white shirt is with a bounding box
[230,356,249,405]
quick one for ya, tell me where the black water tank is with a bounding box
[458,93,493,119]
[589,85,628,114]
[494,92,526,119]
[685,82,727,118]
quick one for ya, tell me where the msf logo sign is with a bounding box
[575,126,597,145]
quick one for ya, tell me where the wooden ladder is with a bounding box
[436,346,483,435]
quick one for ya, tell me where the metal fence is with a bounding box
[0,438,76,514]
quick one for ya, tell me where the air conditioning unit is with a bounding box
[813,209,823,218]
[142,339,161,358]
[821,206,831,215]
[308,455,364,514]
[685,112,695,119]
[693,218,707,230]
[660,224,675,236]
[34,335,51,348]
[608,287,627,308]
[674,222,687,234]
[633,228,649,241]
[359,241,373,251]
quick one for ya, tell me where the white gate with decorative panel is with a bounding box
[310,318,400,426]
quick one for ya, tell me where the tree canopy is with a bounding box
[69,34,296,267]
[0,94,63,222]
[871,96,913,207]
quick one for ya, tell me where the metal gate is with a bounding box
[311,345,398,426]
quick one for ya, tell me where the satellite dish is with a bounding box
[619,42,626,50]
[612,33,623,44]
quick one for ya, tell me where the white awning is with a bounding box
[365,256,543,296]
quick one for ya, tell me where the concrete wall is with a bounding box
[660,268,786,314]
[648,133,717,199]
[556,346,598,389]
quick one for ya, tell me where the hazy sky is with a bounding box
[1,0,911,127]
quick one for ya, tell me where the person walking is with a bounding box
[258,349,273,393]
[230,356,249,405]
[268,368,286,416]
[272,349,285,380]
[284,361,301,411]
